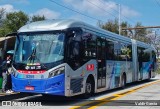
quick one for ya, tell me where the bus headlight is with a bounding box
[48,66,65,78]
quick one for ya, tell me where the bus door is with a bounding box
[139,60,143,80]
[97,38,106,89]
[138,47,143,80]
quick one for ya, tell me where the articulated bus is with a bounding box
[10,19,157,97]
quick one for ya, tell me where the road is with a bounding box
[0,75,160,109]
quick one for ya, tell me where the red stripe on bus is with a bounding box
[17,70,46,74]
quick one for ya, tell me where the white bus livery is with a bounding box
[11,19,157,97]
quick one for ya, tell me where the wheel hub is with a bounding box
[86,83,91,93]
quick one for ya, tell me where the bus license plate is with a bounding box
[25,86,34,90]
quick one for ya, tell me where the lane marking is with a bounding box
[88,80,160,109]
[70,79,160,109]
[13,94,42,101]
[118,91,131,95]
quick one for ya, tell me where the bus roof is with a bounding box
[18,19,155,51]
[18,19,85,32]
[18,19,131,42]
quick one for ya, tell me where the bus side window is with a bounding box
[82,32,96,59]
[106,40,114,60]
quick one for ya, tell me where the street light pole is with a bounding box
[118,4,121,35]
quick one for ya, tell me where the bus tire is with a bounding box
[121,73,126,88]
[84,78,94,98]
[147,71,151,81]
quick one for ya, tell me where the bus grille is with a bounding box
[70,78,83,94]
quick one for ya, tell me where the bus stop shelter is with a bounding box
[0,36,16,59]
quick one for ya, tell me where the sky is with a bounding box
[0,0,160,28]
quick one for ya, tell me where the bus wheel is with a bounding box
[84,79,93,98]
[147,71,151,81]
[121,74,126,88]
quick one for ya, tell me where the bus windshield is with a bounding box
[14,32,65,64]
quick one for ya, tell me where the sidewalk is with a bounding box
[0,89,19,96]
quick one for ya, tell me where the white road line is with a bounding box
[12,94,42,101]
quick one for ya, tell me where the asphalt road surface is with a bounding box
[1,74,160,109]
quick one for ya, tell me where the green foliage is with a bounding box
[0,26,10,37]
[97,19,131,37]
[98,19,119,34]
[97,19,151,43]
[134,22,151,43]
[0,10,47,37]
[134,22,146,39]
[0,11,29,37]
[31,15,45,22]
[4,11,29,33]
[121,21,131,36]
[0,8,6,37]
[0,8,5,26]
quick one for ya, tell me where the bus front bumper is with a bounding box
[11,74,65,96]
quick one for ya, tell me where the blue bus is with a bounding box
[10,19,156,97]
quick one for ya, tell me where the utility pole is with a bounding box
[118,4,121,35]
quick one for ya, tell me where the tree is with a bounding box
[97,19,151,43]
[97,19,131,37]
[4,11,29,33]
[98,19,119,34]
[133,22,152,43]
[134,22,146,40]
[0,8,5,37]
[0,8,5,26]
[31,15,45,22]
[121,21,132,37]
[0,11,47,37]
